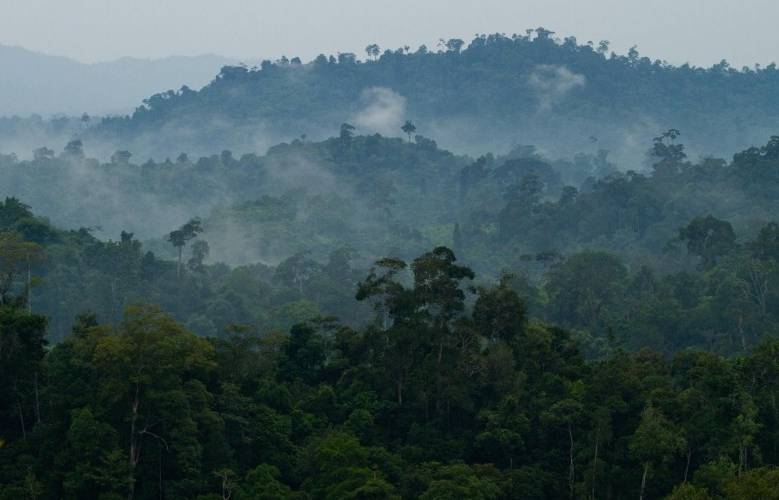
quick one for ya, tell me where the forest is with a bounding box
[6,29,779,160]
[2,27,779,500]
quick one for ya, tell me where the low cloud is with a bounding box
[352,87,407,136]
[528,65,586,110]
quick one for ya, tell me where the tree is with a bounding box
[0,232,43,308]
[168,218,203,277]
[412,247,474,325]
[728,391,760,476]
[651,129,687,177]
[401,120,417,142]
[678,215,737,269]
[445,39,465,53]
[63,407,128,498]
[300,432,400,499]
[279,322,327,384]
[546,252,627,332]
[629,405,686,500]
[337,52,357,64]
[672,351,736,482]
[365,44,381,61]
[356,257,425,405]
[339,123,356,141]
[110,150,132,164]
[412,247,474,360]
[542,398,584,499]
[0,305,47,444]
[666,483,712,500]
[723,467,779,500]
[472,275,526,344]
[187,240,210,273]
[418,463,500,500]
[90,305,215,499]
[749,222,779,261]
[356,257,409,329]
[32,147,54,162]
[273,251,320,295]
[237,464,291,499]
[63,139,85,160]
[475,395,529,469]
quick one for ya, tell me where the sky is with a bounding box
[0,0,776,67]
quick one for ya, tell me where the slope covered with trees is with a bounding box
[2,28,779,500]
[2,130,779,356]
[88,29,779,160]
[2,243,779,499]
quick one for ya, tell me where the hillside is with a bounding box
[1,131,778,356]
[89,29,779,161]
[3,25,779,499]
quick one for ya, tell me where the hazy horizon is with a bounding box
[1,0,777,68]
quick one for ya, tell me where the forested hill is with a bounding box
[5,27,779,499]
[3,130,779,356]
[93,29,779,160]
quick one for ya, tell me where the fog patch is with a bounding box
[528,65,586,111]
[352,87,406,136]
[264,153,339,195]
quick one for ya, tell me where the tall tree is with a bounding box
[630,405,686,500]
[167,218,203,278]
[401,120,417,142]
[365,44,381,61]
[678,215,737,270]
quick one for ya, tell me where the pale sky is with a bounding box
[0,0,775,67]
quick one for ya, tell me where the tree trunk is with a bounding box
[639,463,649,500]
[738,315,747,351]
[34,371,41,424]
[128,383,141,500]
[17,399,27,441]
[683,448,692,483]
[177,247,183,278]
[158,440,163,500]
[738,443,748,474]
[382,308,390,330]
[111,280,117,324]
[568,423,575,499]
[591,437,599,500]
[26,257,32,313]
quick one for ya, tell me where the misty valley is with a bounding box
[2,29,779,500]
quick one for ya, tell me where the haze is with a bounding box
[0,0,776,68]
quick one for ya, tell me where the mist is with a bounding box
[4,10,779,498]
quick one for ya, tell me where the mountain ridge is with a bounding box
[0,43,250,116]
[87,30,779,161]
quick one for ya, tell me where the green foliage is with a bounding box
[665,483,712,500]
[0,244,778,498]
[678,215,737,269]
[74,32,779,161]
[3,117,779,498]
[722,467,779,499]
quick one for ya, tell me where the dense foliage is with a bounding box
[2,28,779,499]
[5,29,779,160]
[86,29,779,159]
[1,131,779,356]
[2,244,779,499]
